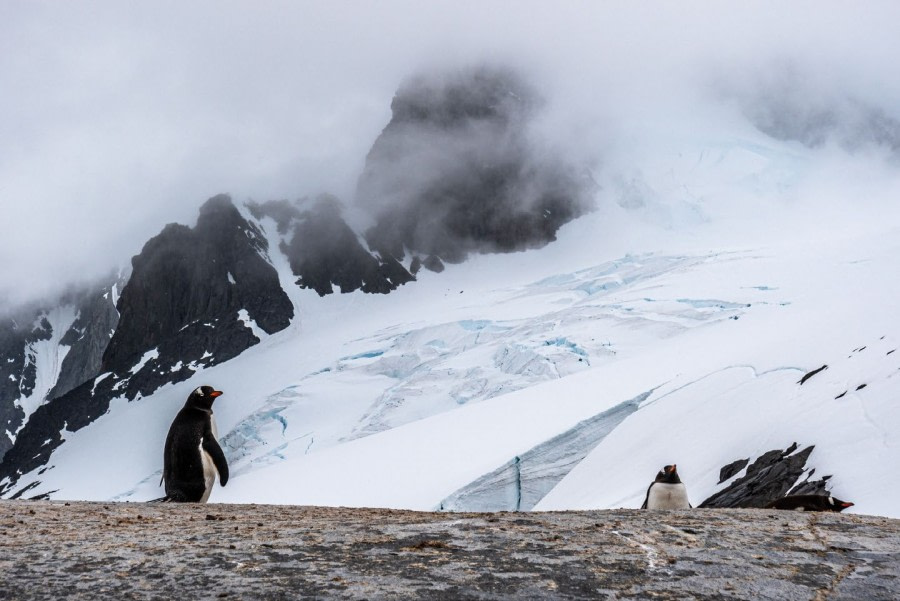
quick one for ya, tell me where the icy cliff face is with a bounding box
[0,278,122,462]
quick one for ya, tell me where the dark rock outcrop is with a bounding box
[250,196,414,296]
[717,458,750,484]
[102,194,293,376]
[701,443,832,508]
[798,364,828,385]
[357,65,595,265]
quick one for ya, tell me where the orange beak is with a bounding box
[841,502,854,508]
[210,390,224,398]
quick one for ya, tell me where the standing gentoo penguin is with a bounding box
[160,385,229,502]
[641,464,691,509]
[765,494,854,512]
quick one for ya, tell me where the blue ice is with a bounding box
[459,320,492,331]
[576,280,621,295]
[544,337,589,358]
[343,350,385,361]
[676,299,751,310]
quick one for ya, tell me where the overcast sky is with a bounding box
[2,1,899,306]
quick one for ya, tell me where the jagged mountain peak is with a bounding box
[358,64,595,264]
[389,65,537,129]
[102,194,292,375]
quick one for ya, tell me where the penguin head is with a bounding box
[655,464,682,484]
[829,496,854,512]
[185,385,224,410]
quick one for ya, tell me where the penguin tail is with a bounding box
[148,493,187,503]
[148,491,192,503]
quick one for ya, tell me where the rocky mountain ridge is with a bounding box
[0,66,593,496]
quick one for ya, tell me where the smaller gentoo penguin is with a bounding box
[766,495,854,512]
[642,464,691,509]
[159,386,229,503]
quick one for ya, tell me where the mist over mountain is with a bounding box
[0,65,596,492]
[249,195,414,296]
[7,2,898,309]
[717,62,900,156]
[358,66,594,265]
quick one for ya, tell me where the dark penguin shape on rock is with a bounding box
[766,494,854,512]
[642,464,691,509]
[160,386,229,502]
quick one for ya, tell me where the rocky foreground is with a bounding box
[0,501,897,600]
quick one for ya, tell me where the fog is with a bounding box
[2,1,899,306]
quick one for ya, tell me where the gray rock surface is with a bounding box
[1,501,897,599]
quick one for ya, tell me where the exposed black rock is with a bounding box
[357,65,594,265]
[421,255,445,273]
[701,443,832,508]
[250,196,414,296]
[0,195,294,496]
[102,194,293,376]
[798,364,828,385]
[786,469,831,497]
[717,457,750,484]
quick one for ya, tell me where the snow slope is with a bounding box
[10,124,900,517]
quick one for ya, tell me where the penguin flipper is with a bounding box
[202,436,229,486]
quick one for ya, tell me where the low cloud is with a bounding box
[1,1,899,305]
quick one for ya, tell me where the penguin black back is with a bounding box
[766,494,854,512]
[161,385,229,502]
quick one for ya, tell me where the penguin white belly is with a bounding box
[646,483,690,509]
[198,414,220,504]
[199,445,218,503]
